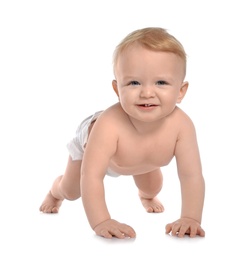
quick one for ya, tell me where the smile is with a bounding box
[138,104,157,107]
[136,104,158,111]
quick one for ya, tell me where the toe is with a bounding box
[51,207,59,213]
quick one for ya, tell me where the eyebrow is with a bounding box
[121,75,175,82]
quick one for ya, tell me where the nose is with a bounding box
[139,85,155,98]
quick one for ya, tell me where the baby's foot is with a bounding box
[140,196,164,213]
[39,191,63,213]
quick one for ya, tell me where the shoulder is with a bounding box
[88,103,126,139]
[96,103,128,127]
[172,106,195,127]
[170,106,197,139]
[84,104,123,155]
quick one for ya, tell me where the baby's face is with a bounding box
[113,44,188,123]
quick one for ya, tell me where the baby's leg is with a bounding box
[133,168,164,213]
[39,156,81,213]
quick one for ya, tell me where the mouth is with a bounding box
[137,104,157,107]
[136,103,159,111]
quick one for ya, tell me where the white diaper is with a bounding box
[67,111,119,177]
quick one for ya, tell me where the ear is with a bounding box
[177,81,189,103]
[112,80,119,97]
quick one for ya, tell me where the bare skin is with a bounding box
[39,157,164,214]
[40,158,81,213]
[39,185,164,214]
[41,193,164,213]
[40,43,205,239]
[140,197,164,213]
[39,191,62,213]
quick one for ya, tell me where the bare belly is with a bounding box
[108,156,173,176]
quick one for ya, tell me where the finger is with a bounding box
[100,229,113,239]
[188,225,205,238]
[165,223,173,234]
[188,225,197,238]
[178,224,190,238]
[109,228,127,239]
[171,223,181,236]
[122,231,136,238]
[119,226,136,238]
[197,227,205,237]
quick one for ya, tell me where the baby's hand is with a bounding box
[165,217,205,238]
[93,219,136,239]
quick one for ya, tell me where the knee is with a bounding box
[63,191,80,201]
[59,183,80,201]
[140,183,163,198]
[135,171,163,198]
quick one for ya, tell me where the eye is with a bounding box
[129,81,140,86]
[156,80,168,86]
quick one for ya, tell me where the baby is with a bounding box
[40,27,205,239]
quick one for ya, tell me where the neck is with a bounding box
[127,115,166,135]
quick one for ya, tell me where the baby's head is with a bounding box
[113,27,187,77]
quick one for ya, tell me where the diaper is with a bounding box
[67,111,119,177]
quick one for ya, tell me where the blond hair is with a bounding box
[113,27,187,75]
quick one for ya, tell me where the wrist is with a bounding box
[180,216,201,224]
[92,218,111,230]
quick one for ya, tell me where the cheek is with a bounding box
[118,92,136,109]
[119,89,134,99]
[159,90,179,104]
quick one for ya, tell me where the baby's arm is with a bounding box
[166,117,205,237]
[81,113,136,239]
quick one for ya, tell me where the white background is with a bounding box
[1,0,243,259]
